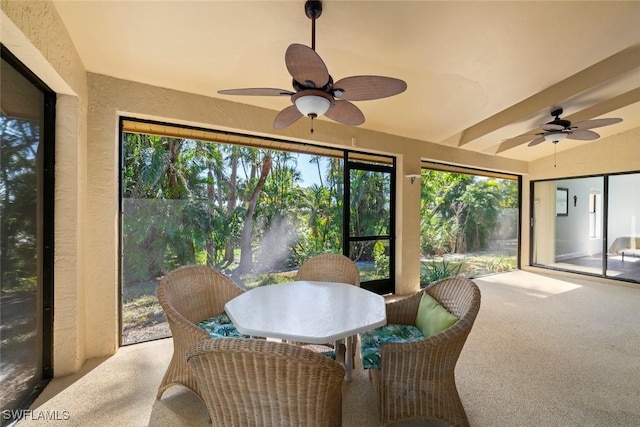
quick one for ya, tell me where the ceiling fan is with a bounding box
[217,0,407,133]
[525,106,622,147]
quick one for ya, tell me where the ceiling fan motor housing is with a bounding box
[548,107,571,128]
[305,0,322,19]
[548,118,572,129]
[292,76,333,92]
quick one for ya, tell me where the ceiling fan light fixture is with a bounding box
[544,132,569,143]
[294,94,331,117]
[218,1,407,131]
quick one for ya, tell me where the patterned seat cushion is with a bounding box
[301,344,336,360]
[360,323,424,369]
[196,312,249,339]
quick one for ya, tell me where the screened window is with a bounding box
[119,119,395,344]
[419,163,519,286]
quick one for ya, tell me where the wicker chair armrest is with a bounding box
[380,301,477,358]
[385,291,423,325]
[380,327,455,353]
[164,304,211,341]
[378,325,470,376]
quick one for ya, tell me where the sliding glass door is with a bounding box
[0,46,54,422]
[531,172,640,283]
[606,174,640,280]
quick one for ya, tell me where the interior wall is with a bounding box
[1,2,88,375]
[555,177,602,259]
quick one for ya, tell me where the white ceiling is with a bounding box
[52,1,640,162]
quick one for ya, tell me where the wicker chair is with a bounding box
[371,277,481,426]
[295,253,361,286]
[156,265,244,399]
[295,253,361,361]
[186,338,345,427]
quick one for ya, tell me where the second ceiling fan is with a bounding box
[218,0,407,133]
[524,106,622,147]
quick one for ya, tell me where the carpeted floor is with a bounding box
[17,270,640,426]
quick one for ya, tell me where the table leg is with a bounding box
[344,339,352,382]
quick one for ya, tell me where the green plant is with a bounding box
[484,256,514,273]
[420,258,463,288]
[373,240,389,277]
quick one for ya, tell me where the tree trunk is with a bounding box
[206,161,216,266]
[237,154,272,274]
[224,149,239,265]
[166,138,182,199]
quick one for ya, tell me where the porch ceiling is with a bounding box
[52,1,640,162]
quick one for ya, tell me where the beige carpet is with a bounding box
[18,270,640,426]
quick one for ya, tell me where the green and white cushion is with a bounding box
[196,312,249,339]
[360,324,424,369]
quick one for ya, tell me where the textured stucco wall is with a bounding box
[2,1,88,375]
[529,126,640,178]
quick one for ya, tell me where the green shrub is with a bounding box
[420,258,463,288]
[373,240,389,277]
[484,256,514,273]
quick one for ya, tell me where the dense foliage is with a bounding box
[122,133,393,286]
[0,116,38,291]
[419,169,518,256]
[122,133,517,289]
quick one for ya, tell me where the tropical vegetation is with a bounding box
[121,131,517,343]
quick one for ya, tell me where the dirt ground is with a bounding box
[122,311,170,344]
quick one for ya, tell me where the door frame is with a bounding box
[343,154,396,294]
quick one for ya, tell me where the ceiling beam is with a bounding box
[457,44,640,148]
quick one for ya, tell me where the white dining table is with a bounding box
[225,280,387,381]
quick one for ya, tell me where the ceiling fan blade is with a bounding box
[273,105,303,129]
[541,123,565,131]
[285,44,330,88]
[527,136,546,147]
[567,129,600,141]
[332,76,407,101]
[324,100,365,126]
[218,88,294,96]
[571,118,623,130]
